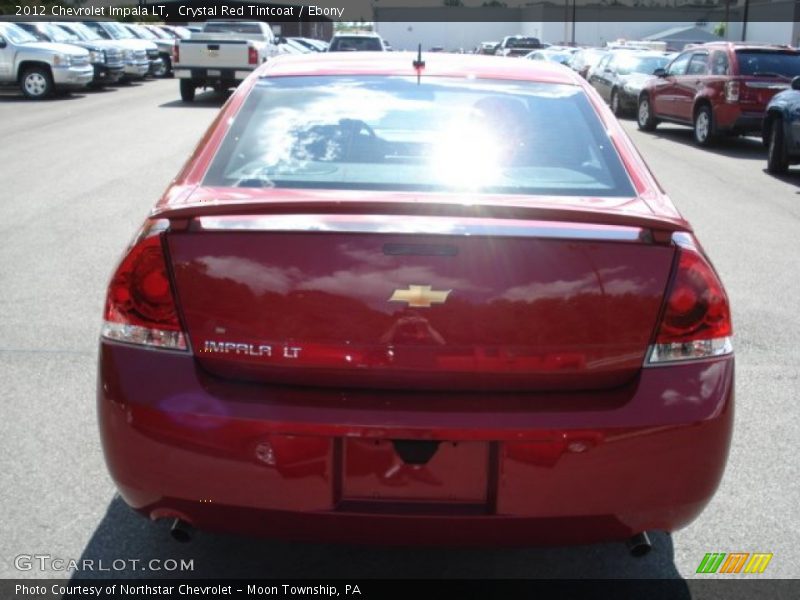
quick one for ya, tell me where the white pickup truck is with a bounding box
[174,20,280,102]
[0,22,93,99]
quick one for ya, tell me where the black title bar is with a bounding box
[1,0,799,22]
[4,579,800,600]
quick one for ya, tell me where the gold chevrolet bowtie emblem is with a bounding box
[389,285,451,308]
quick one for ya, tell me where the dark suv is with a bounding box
[637,42,800,145]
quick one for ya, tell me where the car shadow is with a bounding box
[0,92,86,102]
[70,496,690,584]
[650,126,766,161]
[764,168,800,188]
[83,86,119,94]
[159,89,231,109]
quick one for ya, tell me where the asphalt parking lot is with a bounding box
[0,78,798,581]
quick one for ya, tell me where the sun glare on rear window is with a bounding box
[204,76,635,197]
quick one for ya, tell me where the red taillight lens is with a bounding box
[173,43,179,64]
[248,46,258,65]
[657,250,731,343]
[647,239,732,364]
[102,227,187,351]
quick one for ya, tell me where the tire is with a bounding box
[693,105,715,147]
[20,66,54,100]
[162,56,173,78]
[767,117,789,175]
[637,95,657,131]
[610,89,622,117]
[179,79,195,102]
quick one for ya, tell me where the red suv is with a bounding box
[637,42,800,145]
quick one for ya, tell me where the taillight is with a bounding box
[173,43,179,64]
[248,46,258,65]
[101,222,187,351]
[725,80,740,103]
[646,234,732,365]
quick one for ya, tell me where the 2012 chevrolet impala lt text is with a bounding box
[98,53,734,550]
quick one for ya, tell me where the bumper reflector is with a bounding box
[102,320,187,351]
[645,336,732,365]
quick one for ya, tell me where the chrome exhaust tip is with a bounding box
[627,531,652,557]
[170,518,194,543]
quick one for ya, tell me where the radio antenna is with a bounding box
[412,43,425,84]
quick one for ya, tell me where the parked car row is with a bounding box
[0,20,190,98]
[584,41,800,175]
[1,18,332,102]
[636,42,800,147]
[462,36,800,174]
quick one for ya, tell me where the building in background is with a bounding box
[374,1,800,51]
[642,26,722,51]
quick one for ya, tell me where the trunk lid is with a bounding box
[167,213,676,391]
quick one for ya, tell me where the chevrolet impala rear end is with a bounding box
[98,54,733,549]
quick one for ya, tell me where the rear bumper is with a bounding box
[174,67,253,84]
[730,114,764,134]
[713,104,764,134]
[98,341,734,546]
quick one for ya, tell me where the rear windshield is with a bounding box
[204,76,634,197]
[736,50,800,78]
[204,23,263,35]
[507,38,541,49]
[330,37,382,52]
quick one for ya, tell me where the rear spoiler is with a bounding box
[151,185,690,234]
[152,203,688,243]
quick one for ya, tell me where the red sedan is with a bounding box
[98,53,733,552]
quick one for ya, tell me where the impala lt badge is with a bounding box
[202,341,301,359]
[389,285,451,308]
